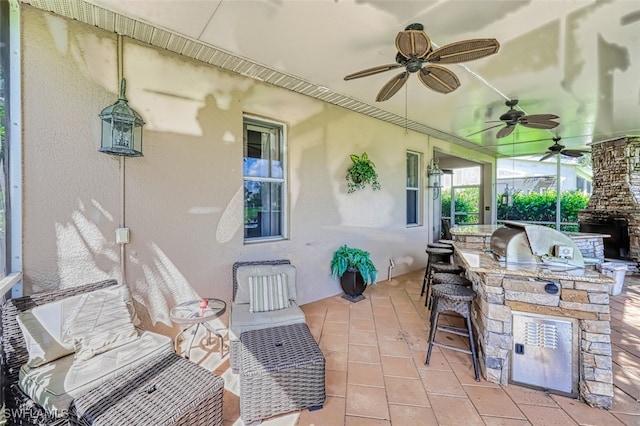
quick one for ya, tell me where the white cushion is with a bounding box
[249,273,291,313]
[16,284,138,367]
[236,264,297,303]
[19,330,172,418]
[63,292,139,361]
[229,301,305,342]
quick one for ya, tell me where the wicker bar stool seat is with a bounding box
[431,263,464,275]
[432,272,472,286]
[421,246,453,297]
[426,271,471,309]
[426,283,480,381]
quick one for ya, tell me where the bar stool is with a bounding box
[426,271,471,309]
[426,283,480,381]
[421,246,453,297]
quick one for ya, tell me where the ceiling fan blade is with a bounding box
[496,124,516,139]
[466,123,505,137]
[376,72,409,101]
[395,29,431,59]
[426,39,500,64]
[519,120,560,130]
[344,64,403,81]
[521,113,559,121]
[418,65,460,94]
[539,152,555,162]
[562,149,588,157]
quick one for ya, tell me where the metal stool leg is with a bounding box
[421,261,432,296]
[466,316,480,381]
[425,299,440,365]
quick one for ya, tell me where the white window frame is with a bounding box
[406,150,422,226]
[243,114,287,243]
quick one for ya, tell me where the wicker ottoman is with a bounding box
[240,323,325,423]
[71,353,224,426]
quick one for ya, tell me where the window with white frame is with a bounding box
[406,151,421,226]
[243,116,286,241]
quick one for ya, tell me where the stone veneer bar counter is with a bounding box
[454,242,615,409]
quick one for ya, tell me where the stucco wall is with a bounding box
[21,6,493,334]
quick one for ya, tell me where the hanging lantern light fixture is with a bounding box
[500,184,513,207]
[427,157,443,199]
[99,78,144,157]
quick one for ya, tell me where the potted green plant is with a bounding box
[346,152,380,193]
[330,245,378,302]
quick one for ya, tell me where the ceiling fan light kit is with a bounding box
[344,23,499,101]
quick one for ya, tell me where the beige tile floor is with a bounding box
[192,270,640,425]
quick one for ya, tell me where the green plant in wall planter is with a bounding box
[346,152,380,193]
[330,245,378,302]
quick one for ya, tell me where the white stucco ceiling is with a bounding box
[23,0,640,159]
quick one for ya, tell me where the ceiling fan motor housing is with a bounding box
[499,109,524,123]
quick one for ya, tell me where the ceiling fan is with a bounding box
[468,99,560,139]
[539,136,590,161]
[344,23,500,102]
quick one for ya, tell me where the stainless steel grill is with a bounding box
[490,221,585,268]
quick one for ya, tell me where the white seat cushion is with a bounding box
[229,301,305,342]
[18,330,172,417]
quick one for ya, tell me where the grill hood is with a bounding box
[490,221,585,268]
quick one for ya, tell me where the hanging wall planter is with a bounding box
[346,152,380,193]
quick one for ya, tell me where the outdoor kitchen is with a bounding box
[453,222,615,409]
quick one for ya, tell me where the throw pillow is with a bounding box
[63,292,139,361]
[249,273,291,313]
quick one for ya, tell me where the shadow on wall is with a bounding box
[48,199,202,334]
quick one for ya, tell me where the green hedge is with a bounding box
[443,189,590,230]
[497,190,589,225]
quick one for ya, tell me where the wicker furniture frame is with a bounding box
[239,323,325,423]
[71,352,224,426]
[1,279,225,425]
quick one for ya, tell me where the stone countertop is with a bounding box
[450,224,502,237]
[450,224,610,240]
[454,243,614,283]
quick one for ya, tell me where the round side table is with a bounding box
[170,298,227,359]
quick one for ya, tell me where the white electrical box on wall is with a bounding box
[115,228,130,244]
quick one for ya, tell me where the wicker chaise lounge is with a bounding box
[1,279,224,425]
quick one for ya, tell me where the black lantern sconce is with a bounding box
[427,157,443,199]
[500,184,513,207]
[99,78,144,157]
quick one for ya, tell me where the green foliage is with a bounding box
[330,245,378,284]
[441,188,479,223]
[498,190,590,229]
[346,152,380,193]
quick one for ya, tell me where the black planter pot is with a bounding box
[340,268,367,302]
